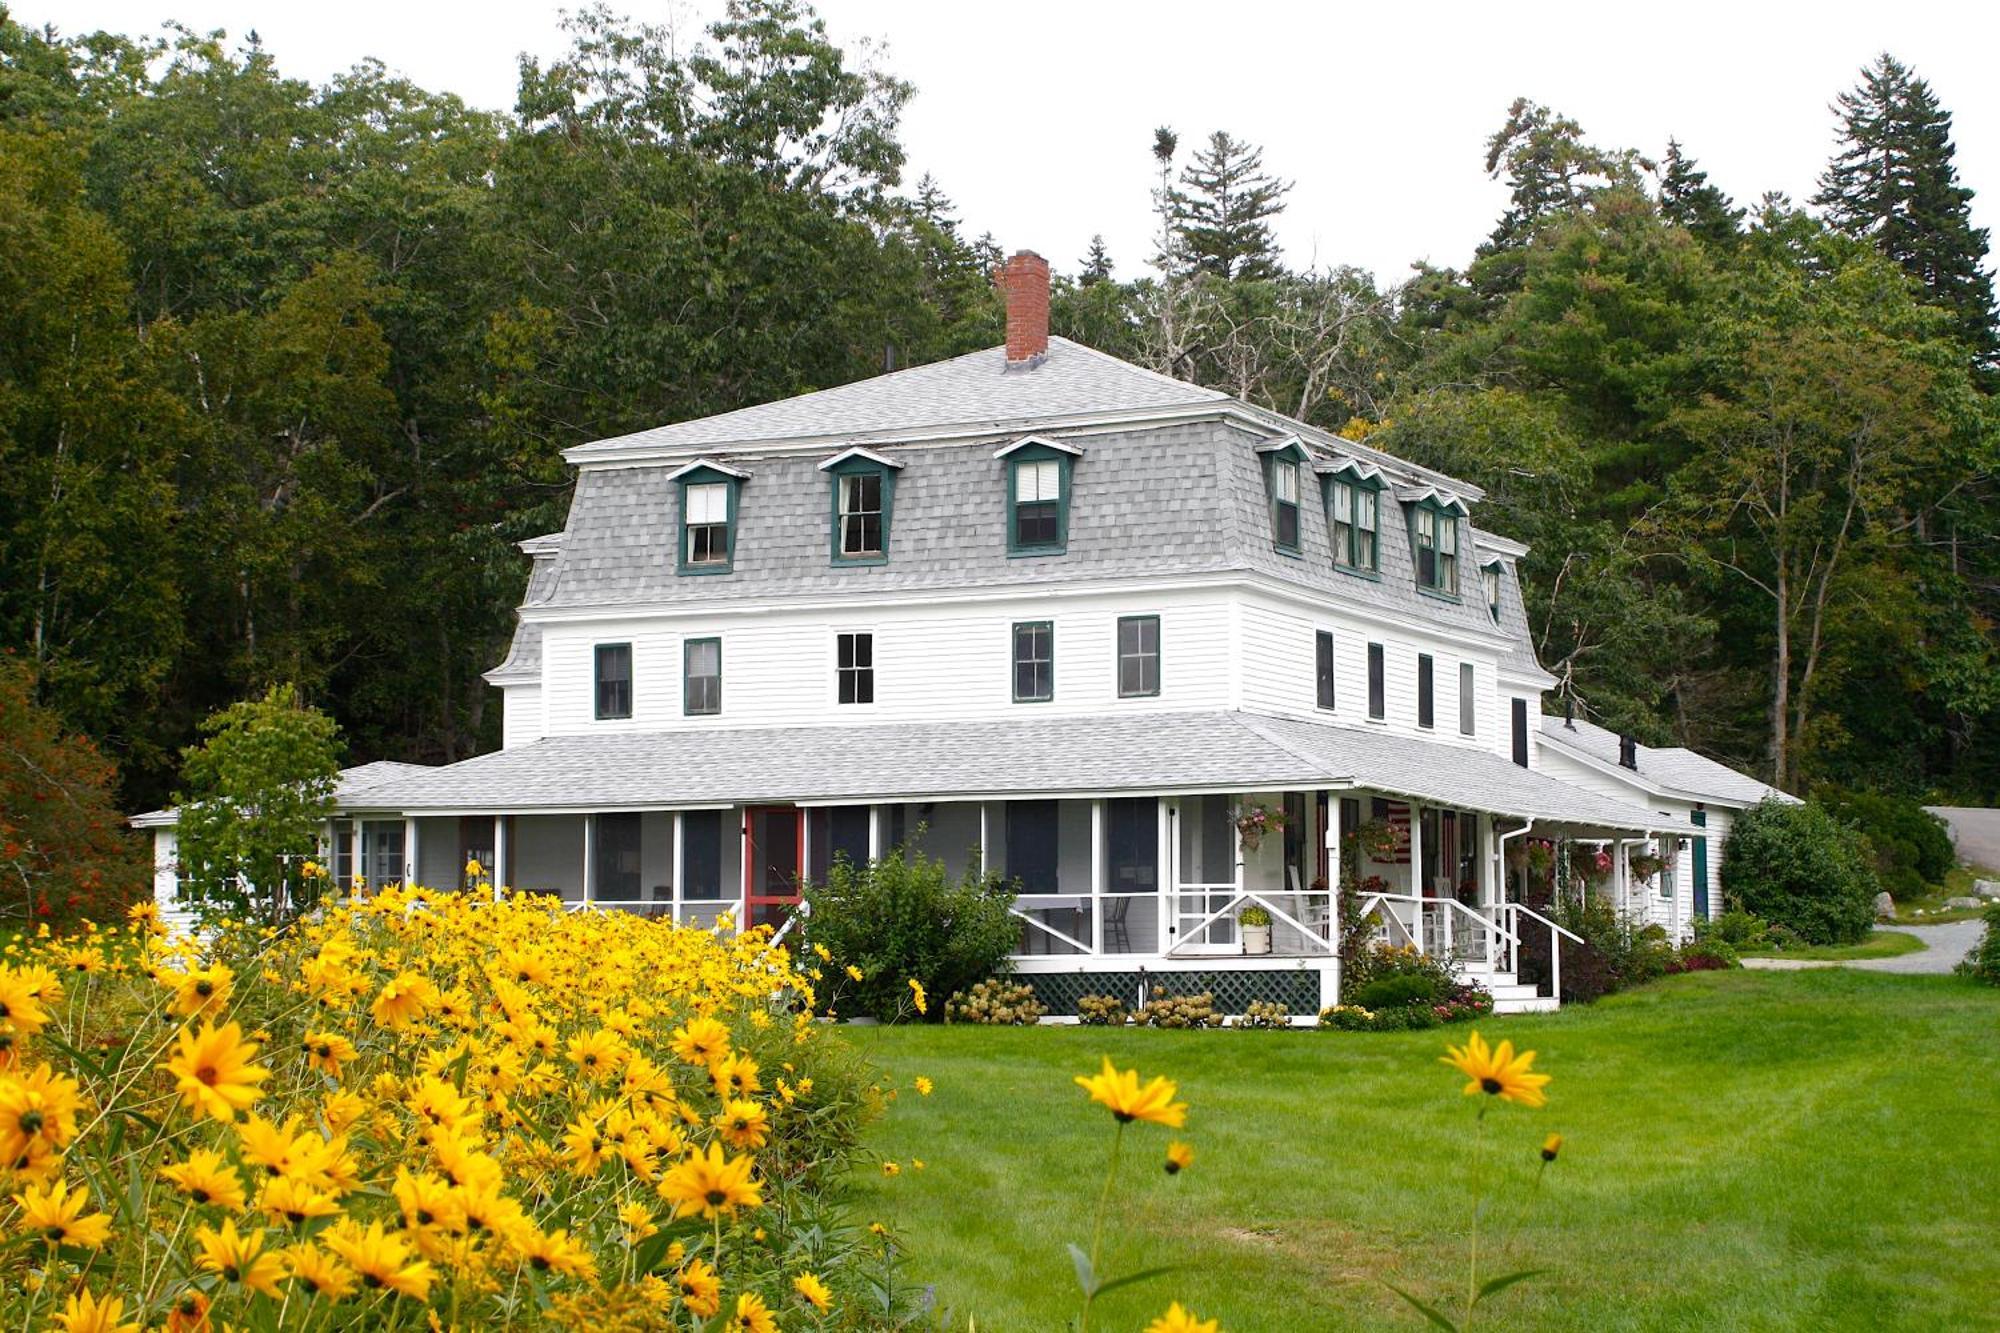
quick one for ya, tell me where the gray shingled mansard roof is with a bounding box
[348,710,1679,833]
[1538,715,1791,809]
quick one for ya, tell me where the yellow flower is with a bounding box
[370,973,438,1029]
[811,942,831,962]
[301,1030,357,1077]
[15,1176,113,1248]
[728,1291,779,1333]
[1145,1301,1220,1333]
[162,1290,211,1333]
[1541,1132,1564,1162]
[658,1141,762,1220]
[164,963,234,1020]
[56,1289,139,1333]
[392,1167,465,1232]
[676,1257,722,1317]
[518,1226,598,1279]
[0,1062,83,1163]
[166,1020,271,1123]
[914,1075,933,1096]
[284,1243,357,1299]
[323,1219,435,1299]
[619,1201,658,1243]
[1165,1140,1195,1175]
[714,1098,770,1150]
[1441,1030,1551,1108]
[566,1026,630,1079]
[0,967,52,1037]
[793,1271,833,1312]
[161,1148,247,1211]
[845,964,864,982]
[880,1160,900,1177]
[1075,1056,1188,1128]
[668,1015,730,1067]
[194,1217,286,1297]
[907,977,927,1014]
[259,1175,342,1227]
[711,1051,762,1099]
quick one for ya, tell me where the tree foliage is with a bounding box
[1720,799,1878,945]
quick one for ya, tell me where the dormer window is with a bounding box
[819,447,902,565]
[1481,561,1502,623]
[996,437,1080,556]
[1412,502,1460,596]
[670,460,747,576]
[1258,438,1308,555]
[1328,476,1380,572]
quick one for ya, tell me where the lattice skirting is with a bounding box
[1021,967,1323,1017]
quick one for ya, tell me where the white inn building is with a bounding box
[141,252,1784,1016]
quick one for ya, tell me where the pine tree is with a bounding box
[1658,138,1743,248]
[1814,54,1998,365]
[1079,234,1113,286]
[1168,130,1291,280]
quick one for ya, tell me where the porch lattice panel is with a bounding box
[1022,968,1320,1017]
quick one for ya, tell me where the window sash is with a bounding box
[1117,616,1159,698]
[685,639,721,715]
[686,482,728,524]
[687,522,729,565]
[836,632,874,705]
[1272,460,1301,549]
[1013,622,1053,702]
[594,644,632,720]
[1274,460,1300,504]
[1315,631,1336,710]
[1483,565,1501,621]
[1355,488,1378,569]
[1017,459,1061,502]
[838,473,884,557]
[1459,662,1476,735]
[1015,499,1059,547]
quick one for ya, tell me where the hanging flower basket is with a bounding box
[1232,804,1288,853]
[1628,852,1667,884]
[1569,843,1612,884]
[1349,818,1403,864]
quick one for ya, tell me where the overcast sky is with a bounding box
[36,0,2000,283]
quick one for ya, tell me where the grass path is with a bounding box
[848,970,1999,1332]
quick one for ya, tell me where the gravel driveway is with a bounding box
[1924,806,2000,873]
[1741,919,1985,976]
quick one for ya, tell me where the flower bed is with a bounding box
[0,889,912,1329]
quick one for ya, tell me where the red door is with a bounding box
[742,806,803,930]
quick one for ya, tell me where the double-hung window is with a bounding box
[1272,458,1301,551]
[1481,562,1502,622]
[1012,621,1053,702]
[1315,631,1336,710]
[1328,477,1380,571]
[1413,503,1460,595]
[836,632,874,705]
[837,473,884,558]
[684,483,731,568]
[1014,460,1062,548]
[684,638,721,716]
[1117,615,1160,698]
[594,643,632,720]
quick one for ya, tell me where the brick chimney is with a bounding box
[995,250,1050,366]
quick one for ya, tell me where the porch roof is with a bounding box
[344,711,1677,833]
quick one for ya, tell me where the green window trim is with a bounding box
[1012,620,1054,702]
[825,459,896,566]
[1005,444,1073,556]
[1409,499,1463,598]
[676,466,742,576]
[1324,473,1383,572]
[683,637,722,716]
[1259,440,1310,556]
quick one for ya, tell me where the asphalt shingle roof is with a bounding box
[349,710,1674,831]
[1538,716,1788,807]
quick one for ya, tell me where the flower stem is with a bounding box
[1081,1120,1125,1333]
[1468,1105,1487,1325]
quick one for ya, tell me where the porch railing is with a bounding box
[1498,901,1585,1003]
[1164,888,1334,959]
[1350,894,1518,970]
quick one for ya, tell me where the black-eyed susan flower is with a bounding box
[518,1225,598,1279]
[658,1141,762,1220]
[369,973,437,1029]
[908,977,927,1014]
[1165,1140,1195,1175]
[15,1176,113,1249]
[1542,1132,1564,1162]
[282,1242,357,1299]
[55,1288,139,1333]
[728,1291,779,1333]
[194,1217,285,1297]
[677,1256,723,1316]
[0,1062,82,1163]
[881,1160,901,1177]
[712,1051,762,1099]
[1441,1030,1551,1108]
[162,1290,210,1333]
[258,1175,342,1227]
[793,1271,833,1312]
[1145,1302,1220,1333]
[714,1098,770,1150]
[668,1015,730,1067]
[1075,1056,1188,1128]
[322,1219,435,1299]
[161,1148,248,1211]
[300,1030,357,1078]
[0,967,52,1036]
[166,1020,271,1123]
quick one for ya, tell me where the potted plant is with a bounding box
[1239,903,1273,955]
[1628,851,1667,884]
[1232,804,1288,853]
[1350,818,1403,864]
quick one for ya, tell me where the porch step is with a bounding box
[1491,993,1559,1015]
[1454,968,1557,1015]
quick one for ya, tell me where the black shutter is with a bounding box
[1367,643,1385,719]
[1316,631,1336,709]
[1417,654,1434,729]
[1511,699,1529,767]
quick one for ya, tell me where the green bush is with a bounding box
[1549,891,1674,1002]
[1697,908,1770,949]
[805,842,1018,1021]
[1817,788,1955,896]
[1955,904,2000,987]
[1720,799,1878,946]
[943,978,1047,1025]
[1672,938,1739,971]
[1342,941,1458,999]
[1351,972,1443,1011]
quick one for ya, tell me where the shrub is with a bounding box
[1236,999,1290,1029]
[1134,989,1222,1029]
[1343,941,1458,1000]
[0,663,146,928]
[1697,908,1770,949]
[1670,939,1740,972]
[1547,892,1674,1002]
[1818,787,1955,896]
[0,888,911,1328]
[944,978,1046,1025]
[1075,993,1129,1026]
[806,841,1018,1021]
[1956,904,2000,987]
[1351,972,1444,1012]
[1318,1004,1376,1031]
[1721,799,1877,945]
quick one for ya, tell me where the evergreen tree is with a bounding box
[1168,130,1291,280]
[1079,233,1113,286]
[1814,54,1998,365]
[1474,98,1646,296]
[1658,137,1743,248]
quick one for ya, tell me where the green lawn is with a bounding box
[1891,866,1997,924]
[846,970,1999,1332]
[1740,929,1927,961]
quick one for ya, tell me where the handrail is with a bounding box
[1353,893,1420,949]
[1010,904,1095,955]
[1167,888,1333,958]
[1505,901,1585,946]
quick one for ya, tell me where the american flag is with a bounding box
[1376,802,1412,864]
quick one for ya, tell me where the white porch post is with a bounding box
[1408,801,1424,954]
[1324,791,1342,969]
[671,812,685,925]
[867,806,882,860]
[978,803,989,877]
[1089,799,1104,955]
[492,816,507,902]
[403,817,418,888]
[1477,814,1494,908]
[582,815,596,905]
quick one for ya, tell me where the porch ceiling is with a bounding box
[338,710,1676,833]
